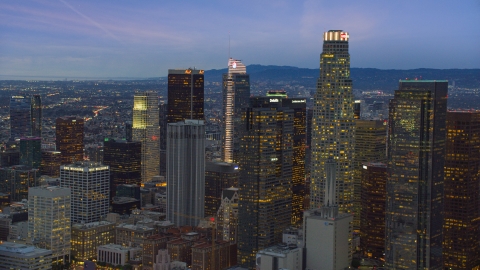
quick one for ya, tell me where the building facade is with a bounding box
[103,138,141,198]
[71,221,116,261]
[237,104,293,268]
[28,186,71,263]
[360,162,387,259]
[55,116,84,164]
[443,111,480,269]
[353,120,387,230]
[167,69,204,124]
[310,30,355,212]
[60,162,110,223]
[204,161,239,217]
[40,150,62,177]
[0,242,52,270]
[385,80,447,269]
[19,136,42,169]
[222,58,250,163]
[216,188,239,244]
[10,95,32,141]
[0,165,40,202]
[31,94,42,138]
[167,120,205,227]
[132,91,160,182]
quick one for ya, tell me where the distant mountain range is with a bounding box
[204,65,480,91]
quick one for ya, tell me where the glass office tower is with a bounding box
[385,80,447,269]
[167,69,204,124]
[310,30,355,212]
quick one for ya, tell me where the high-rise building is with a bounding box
[443,111,480,269]
[28,186,71,263]
[237,104,293,268]
[303,158,353,270]
[310,30,355,212]
[0,165,40,202]
[60,162,110,224]
[31,94,42,138]
[10,96,32,141]
[250,95,307,225]
[40,150,62,177]
[353,120,387,230]
[55,116,84,164]
[19,136,41,169]
[103,138,141,198]
[132,91,160,182]
[166,120,205,227]
[159,101,168,176]
[216,188,239,244]
[204,161,239,217]
[167,69,204,123]
[385,80,447,269]
[360,162,387,259]
[222,58,250,163]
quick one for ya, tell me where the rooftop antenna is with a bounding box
[228,32,231,59]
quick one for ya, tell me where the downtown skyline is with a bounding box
[1,0,479,78]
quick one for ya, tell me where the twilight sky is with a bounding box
[1,0,479,78]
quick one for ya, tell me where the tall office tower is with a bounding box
[354,100,361,119]
[310,30,355,212]
[353,120,387,230]
[443,111,480,269]
[19,136,41,169]
[303,158,353,270]
[250,94,307,225]
[167,69,204,123]
[60,162,110,223]
[360,162,387,259]
[10,95,32,140]
[125,121,133,142]
[159,102,168,176]
[132,91,160,182]
[166,120,205,227]
[40,150,62,177]
[237,104,293,268]
[0,165,40,202]
[221,58,250,163]
[31,94,42,137]
[28,186,71,263]
[385,80,447,269]
[204,161,239,217]
[103,138,141,198]
[216,187,239,244]
[55,116,84,164]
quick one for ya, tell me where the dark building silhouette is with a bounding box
[167,69,204,123]
[103,138,141,199]
[385,80,447,269]
[40,150,62,177]
[204,161,239,217]
[31,94,42,138]
[360,162,387,259]
[10,96,32,141]
[443,111,480,269]
[55,116,84,164]
[19,136,41,169]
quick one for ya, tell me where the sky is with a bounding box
[1,0,479,78]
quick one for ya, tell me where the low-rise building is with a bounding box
[256,243,303,270]
[0,241,52,270]
[116,223,155,248]
[71,221,116,261]
[97,244,141,266]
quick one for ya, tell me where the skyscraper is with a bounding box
[237,103,293,268]
[103,138,141,198]
[250,94,307,225]
[443,111,480,269]
[222,58,250,163]
[204,161,239,218]
[19,136,42,169]
[10,96,32,141]
[385,80,447,269]
[167,69,204,124]
[353,120,387,230]
[31,94,42,138]
[28,186,71,264]
[55,116,84,164]
[132,91,160,182]
[166,120,205,227]
[40,150,62,177]
[310,30,355,212]
[60,162,110,224]
[360,162,387,259]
